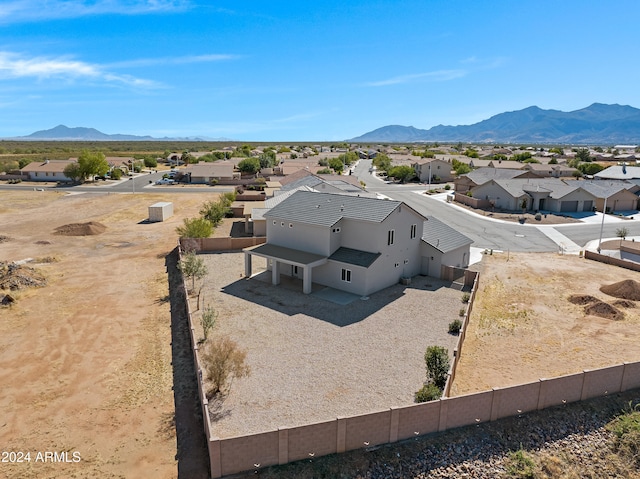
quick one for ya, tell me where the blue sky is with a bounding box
[2,0,640,141]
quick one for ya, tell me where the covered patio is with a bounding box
[244,243,327,294]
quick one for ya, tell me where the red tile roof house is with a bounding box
[20,159,76,182]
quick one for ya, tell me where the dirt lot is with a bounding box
[452,251,640,395]
[193,253,465,437]
[0,190,217,479]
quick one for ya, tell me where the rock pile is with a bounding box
[0,262,47,290]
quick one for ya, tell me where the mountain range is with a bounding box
[14,124,230,142]
[349,103,640,144]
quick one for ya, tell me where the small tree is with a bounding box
[388,165,415,183]
[176,217,213,238]
[237,157,261,174]
[178,250,208,292]
[200,200,228,227]
[201,305,218,340]
[201,336,250,398]
[424,346,450,390]
[144,157,158,168]
[617,227,628,246]
[63,162,83,182]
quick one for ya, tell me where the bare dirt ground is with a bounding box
[452,251,640,395]
[0,190,217,479]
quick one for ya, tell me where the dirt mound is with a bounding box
[612,299,636,309]
[600,279,640,301]
[568,294,598,305]
[584,300,624,321]
[54,221,106,236]
[0,262,47,290]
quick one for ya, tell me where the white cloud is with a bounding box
[0,0,189,24]
[0,51,160,88]
[366,69,467,87]
[107,54,239,69]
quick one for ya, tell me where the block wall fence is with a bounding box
[176,246,640,478]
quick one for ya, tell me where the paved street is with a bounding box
[354,159,640,253]
[3,159,639,254]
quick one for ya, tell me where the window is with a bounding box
[341,268,351,282]
[387,229,395,245]
[410,224,417,239]
[332,227,341,233]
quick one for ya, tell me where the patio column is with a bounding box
[244,252,252,278]
[272,260,280,285]
[302,265,312,294]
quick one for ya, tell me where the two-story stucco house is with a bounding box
[244,191,472,296]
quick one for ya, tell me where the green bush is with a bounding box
[144,157,158,168]
[504,448,536,478]
[110,168,122,180]
[444,184,451,190]
[414,383,442,403]
[448,319,462,334]
[607,402,640,467]
[459,308,465,317]
[462,292,470,303]
[424,346,450,390]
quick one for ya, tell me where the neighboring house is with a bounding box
[181,161,238,183]
[595,165,640,181]
[580,181,640,212]
[412,158,454,183]
[454,168,536,194]
[243,191,472,296]
[20,159,76,182]
[470,178,598,212]
[523,163,578,178]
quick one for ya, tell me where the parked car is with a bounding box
[155,178,175,185]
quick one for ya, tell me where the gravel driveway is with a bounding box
[195,252,465,438]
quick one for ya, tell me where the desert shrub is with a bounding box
[414,383,442,403]
[201,305,218,340]
[424,346,449,390]
[110,168,122,180]
[448,319,462,334]
[444,184,451,190]
[504,448,536,478]
[176,217,213,238]
[144,157,158,168]
[607,402,640,467]
[201,336,250,398]
[462,292,470,303]
[459,307,465,317]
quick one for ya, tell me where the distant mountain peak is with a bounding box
[14,125,232,142]
[349,103,640,144]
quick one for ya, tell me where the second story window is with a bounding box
[387,229,395,245]
[410,224,417,239]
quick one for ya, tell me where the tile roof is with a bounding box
[266,190,402,227]
[421,217,473,253]
[20,160,76,173]
[464,168,528,184]
[595,165,640,180]
[328,247,381,268]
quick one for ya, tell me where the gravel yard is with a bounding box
[194,252,465,438]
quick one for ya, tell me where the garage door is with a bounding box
[561,201,578,212]
[582,200,593,212]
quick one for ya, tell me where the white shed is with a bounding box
[148,202,173,222]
